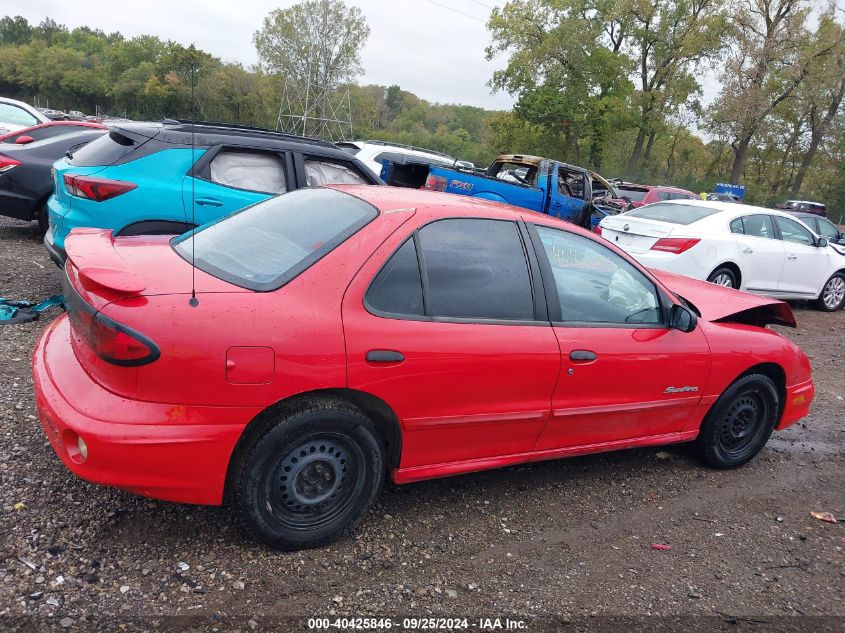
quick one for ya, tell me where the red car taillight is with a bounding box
[593,224,602,235]
[63,273,159,366]
[0,154,21,174]
[423,174,447,191]
[63,174,137,201]
[650,238,701,254]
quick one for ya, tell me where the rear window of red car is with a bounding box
[618,186,649,202]
[173,188,377,291]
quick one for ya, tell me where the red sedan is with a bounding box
[33,186,814,550]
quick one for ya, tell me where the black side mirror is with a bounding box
[670,304,697,333]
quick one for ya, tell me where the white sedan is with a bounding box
[599,200,845,311]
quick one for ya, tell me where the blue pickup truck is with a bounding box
[381,153,621,228]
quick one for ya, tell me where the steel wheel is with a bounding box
[716,392,769,460]
[265,434,364,531]
[694,374,778,469]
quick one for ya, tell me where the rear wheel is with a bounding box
[707,266,737,289]
[816,272,845,311]
[233,400,385,550]
[694,374,779,469]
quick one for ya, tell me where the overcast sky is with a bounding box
[9,0,517,110]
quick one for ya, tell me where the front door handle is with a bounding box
[195,197,224,207]
[569,350,597,362]
[366,350,405,363]
[787,254,798,260]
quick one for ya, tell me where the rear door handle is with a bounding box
[787,254,798,260]
[366,350,405,363]
[569,350,597,362]
[195,197,224,207]
[742,248,753,254]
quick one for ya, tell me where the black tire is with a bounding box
[233,399,385,550]
[816,272,845,312]
[707,266,738,289]
[694,374,779,469]
[36,203,49,235]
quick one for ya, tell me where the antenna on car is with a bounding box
[188,61,199,308]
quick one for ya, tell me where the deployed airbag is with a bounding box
[209,151,286,194]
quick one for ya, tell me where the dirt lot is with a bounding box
[0,217,843,632]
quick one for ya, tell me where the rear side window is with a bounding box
[418,219,534,320]
[304,159,368,186]
[730,218,744,234]
[174,188,377,291]
[209,150,286,194]
[741,214,775,239]
[69,131,137,167]
[365,239,424,316]
[626,203,718,225]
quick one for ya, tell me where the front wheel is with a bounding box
[694,374,779,469]
[707,266,738,289]
[233,400,385,550]
[816,272,845,311]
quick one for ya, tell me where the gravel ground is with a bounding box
[0,217,843,632]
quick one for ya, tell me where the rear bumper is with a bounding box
[32,316,260,505]
[43,228,66,267]
[777,379,814,430]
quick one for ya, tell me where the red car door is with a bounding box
[525,221,711,451]
[343,215,561,475]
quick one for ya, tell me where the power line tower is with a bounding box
[276,78,353,141]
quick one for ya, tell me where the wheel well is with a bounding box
[711,262,741,287]
[223,389,402,504]
[737,362,786,422]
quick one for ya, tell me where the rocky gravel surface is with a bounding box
[0,217,843,632]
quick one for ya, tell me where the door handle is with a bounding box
[742,248,753,254]
[569,350,597,362]
[195,197,224,207]
[366,350,405,363]
[787,254,798,260]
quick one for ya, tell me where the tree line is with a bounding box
[0,2,843,219]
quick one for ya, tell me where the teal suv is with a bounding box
[45,120,381,265]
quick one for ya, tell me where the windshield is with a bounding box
[174,188,378,291]
[626,203,718,225]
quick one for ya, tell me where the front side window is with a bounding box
[816,218,840,240]
[774,216,814,246]
[304,159,368,186]
[535,225,662,325]
[174,188,376,291]
[740,214,775,239]
[209,150,286,194]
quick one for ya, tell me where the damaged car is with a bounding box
[33,186,813,549]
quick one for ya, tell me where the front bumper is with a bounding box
[32,316,260,505]
[777,379,815,430]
